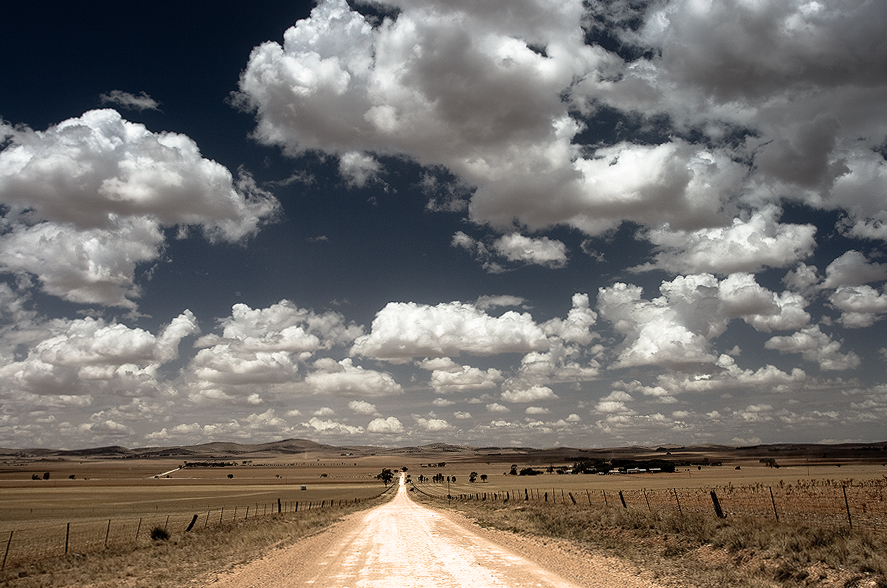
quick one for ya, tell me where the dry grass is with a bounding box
[0,486,397,588]
[411,486,887,588]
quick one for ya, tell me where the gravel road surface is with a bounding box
[205,475,668,587]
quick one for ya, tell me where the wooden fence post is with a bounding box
[769,487,779,522]
[673,489,682,516]
[619,491,627,509]
[278,498,282,514]
[104,519,111,547]
[843,486,853,529]
[602,490,608,507]
[710,490,725,518]
[136,518,142,540]
[568,492,577,504]
[65,523,70,555]
[586,489,592,506]
[185,515,198,532]
[3,530,13,569]
[643,488,651,512]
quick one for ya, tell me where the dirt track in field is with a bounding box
[204,475,668,588]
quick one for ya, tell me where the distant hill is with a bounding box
[1,439,885,462]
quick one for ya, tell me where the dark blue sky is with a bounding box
[1,0,885,449]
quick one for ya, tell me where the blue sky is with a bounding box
[1,0,886,449]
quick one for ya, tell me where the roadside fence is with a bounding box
[1,484,396,569]
[412,476,887,531]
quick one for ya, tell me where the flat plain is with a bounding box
[1,439,885,587]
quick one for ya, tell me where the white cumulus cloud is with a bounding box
[0,109,279,308]
[351,301,548,361]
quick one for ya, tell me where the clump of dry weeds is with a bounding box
[415,493,887,588]
[0,491,395,588]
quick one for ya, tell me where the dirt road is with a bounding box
[205,475,666,587]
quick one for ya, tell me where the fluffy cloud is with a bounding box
[304,358,403,398]
[598,273,812,368]
[236,0,753,238]
[830,286,887,328]
[718,274,810,332]
[822,251,887,290]
[640,208,817,275]
[587,1,887,227]
[500,385,557,403]
[348,400,379,415]
[765,325,860,371]
[491,233,568,268]
[515,340,602,386]
[196,300,363,352]
[542,293,597,345]
[184,301,363,400]
[595,390,635,415]
[597,280,718,368]
[367,416,404,433]
[0,110,279,307]
[339,151,382,188]
[652,355,806,396]
[351,301,548,360]
[0,312,197,397]
[303,417,364,435]
[429,364,503,395]
[416,417,451,431]
[452,232,567,271]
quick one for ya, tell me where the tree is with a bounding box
[42,472,50,480]
[469,471,478,483]
[509,464,517,476]
[227,473,234,479]
[437,462,446,468]
[376,468,395,486]
[480,474,488,482]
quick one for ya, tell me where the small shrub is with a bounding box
[150,527,170,541]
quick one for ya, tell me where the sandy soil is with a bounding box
[204,475,669,588]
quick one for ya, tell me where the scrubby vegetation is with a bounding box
[414,492,887,587]
[0,492,396,588]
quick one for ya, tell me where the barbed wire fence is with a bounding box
[411,476,887,531]
[1,484,397,569]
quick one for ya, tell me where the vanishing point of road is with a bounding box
[206,475,665,588]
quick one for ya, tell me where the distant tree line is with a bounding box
[572,458,677,474]
[183,461,237,468]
